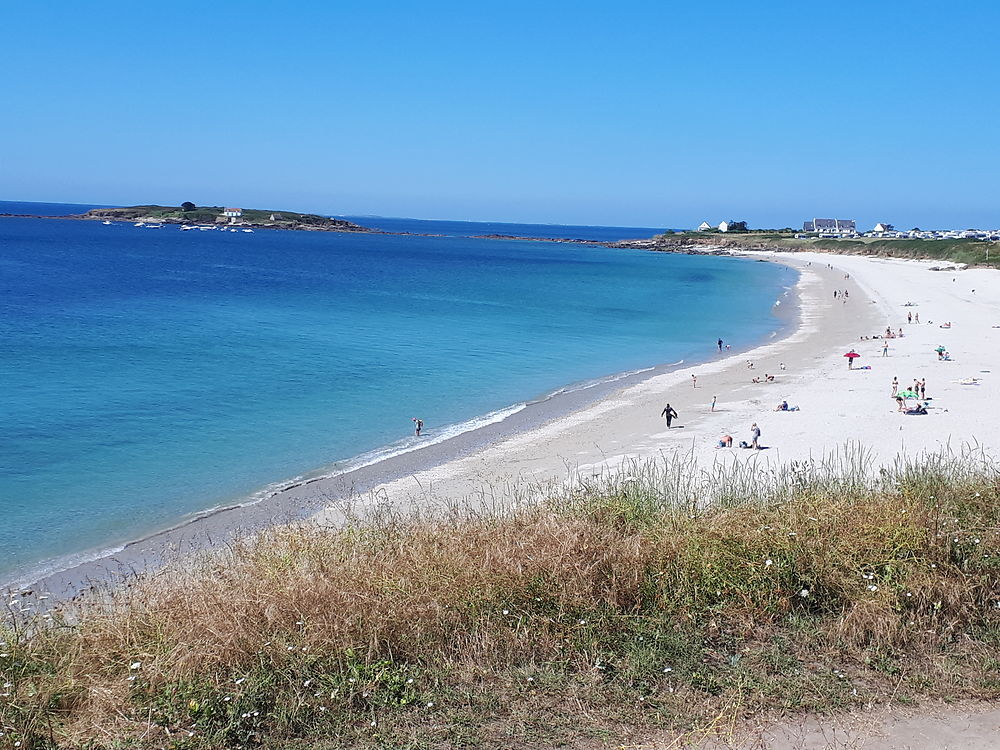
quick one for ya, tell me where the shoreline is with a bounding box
[13,248,999,605]
[4,256,800,599]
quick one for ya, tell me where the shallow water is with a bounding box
[0,204,795,583]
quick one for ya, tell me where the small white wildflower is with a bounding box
[578,619,587,625]
[319,706,327,712]
[127,675,137,682]
[426,701,435,708]
[868,585,878,592]
[906,592,913,597]
[765,559,773,567]
[129,661,141,670]
[303,679,312,687]
[502,609,509,615]
[527,676,534,682]
[406,678,414,684]
[295,620,304,625]
[974,538,981,544]
[662,667,673,673]
[800,588,810,597]
[931,563,937,568]
[788,532,797,537]
[287,646,295,651]
[252,711,259,716]
[234,677,246,684]
[223,696,231,702]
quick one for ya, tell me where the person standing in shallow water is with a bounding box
[412,417,423,436]
[660,403,678,428]
[717,338,723,351]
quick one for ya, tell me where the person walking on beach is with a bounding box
[412,417,423,436]
[750,422,761,450]
[661,403,678,428]
[891,377,898,396]
[691,374,698,388]
[711,395,717,412]
[915,313,920,323]
[908,311,912,324]
[882,341,889,357]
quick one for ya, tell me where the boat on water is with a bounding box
[145,223,163,229]
[134,222,144,227]
[181,225,195,230]
[242,229,254,233]
[102,220,112,225]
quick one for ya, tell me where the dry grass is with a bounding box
[3,448,1000,748]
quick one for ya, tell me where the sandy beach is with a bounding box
[310,250,999,525]
[13,250,1000,599]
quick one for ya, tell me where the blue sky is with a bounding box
[2,1,997,229]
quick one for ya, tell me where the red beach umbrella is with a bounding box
[844,350,861,368]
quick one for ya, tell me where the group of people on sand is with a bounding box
[716,423,762,450]
[891,376,930,414]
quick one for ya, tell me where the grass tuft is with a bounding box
[3,447,1000,748]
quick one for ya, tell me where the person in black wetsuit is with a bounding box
[660,403,678,428]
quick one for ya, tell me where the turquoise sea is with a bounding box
[0,202,797,584]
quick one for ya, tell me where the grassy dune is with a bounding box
[3,449,1000,748]
[661,232,1000,269]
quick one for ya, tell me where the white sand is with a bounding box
[314,252,1000,522]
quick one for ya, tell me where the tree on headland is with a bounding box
[181,201,196,212]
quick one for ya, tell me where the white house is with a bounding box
[873,222,894,233]
[806,218,856,234]
[718,220,747,233]
[697,221,712,231]
[223,207,243,224]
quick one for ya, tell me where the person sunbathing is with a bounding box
[774,400,789,411]
[718,434,733,448]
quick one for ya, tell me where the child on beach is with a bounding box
[412,417,423,436]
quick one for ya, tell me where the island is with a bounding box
[76,203,374,232]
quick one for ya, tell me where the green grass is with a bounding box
[2,449,1000,748]
[654,232,1000,269]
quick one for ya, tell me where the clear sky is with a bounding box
[2,1,997,229]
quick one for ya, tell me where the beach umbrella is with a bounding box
[897,389,919,399]
[935,346,946,353]
[844,350,861,368]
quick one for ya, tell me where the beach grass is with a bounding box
[3,448,1000,748]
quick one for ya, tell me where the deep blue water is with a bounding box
[0,203,795,583]
[341,215,669,241]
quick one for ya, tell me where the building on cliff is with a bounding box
[803,218,856,234]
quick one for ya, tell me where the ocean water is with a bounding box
[0,204,796,584]
[340,215,669,241]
